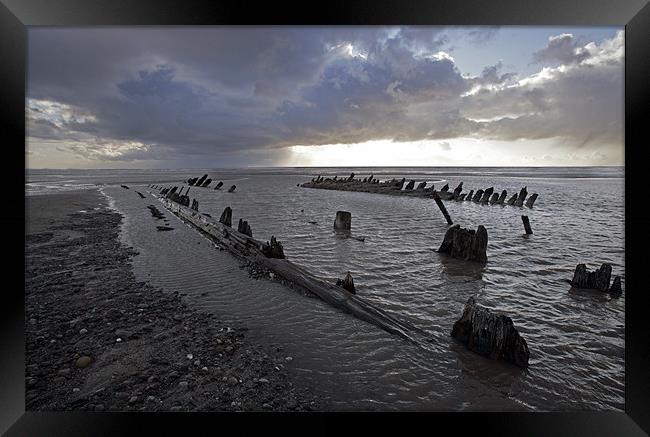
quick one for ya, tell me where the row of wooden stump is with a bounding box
[182,174,237,192]
[304,174,538,209]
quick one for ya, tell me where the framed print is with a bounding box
[3,0,650,434]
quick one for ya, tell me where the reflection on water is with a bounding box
[44,168,623,411]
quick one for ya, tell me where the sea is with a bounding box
[26,167,625,411]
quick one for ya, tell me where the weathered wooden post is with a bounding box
[432,191,453,225]
[451,296,529,367]
[569,263,612,291]
[480,187,494,204]
[237,218,253,237]
[219,207,232,227]
[525,193,538,208]
[405,180,415,190]
[227,185,237,193]
[521,215,533,234]
[334,211,352,231]
[336,271,356,294]
[514,187,528,207]
[195,174,208,187]
[496,190,507,205]
[452,182,463,199]
[437,224,488,263]
[261,236,285,259]
[215,181,224,190]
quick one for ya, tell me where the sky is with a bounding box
[26,26,624,169]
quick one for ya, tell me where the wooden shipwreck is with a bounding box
[301,175,538,209]
[151,191,423,343]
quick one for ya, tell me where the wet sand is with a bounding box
[25,189,321,411]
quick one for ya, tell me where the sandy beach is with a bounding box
[25,189,321,411]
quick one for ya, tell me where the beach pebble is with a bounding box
[146,395,156,402]
[72,388,80,393]
[116,338,122,343]
[178,381,189,388]
[258,378,270,384]
[202,366,208,372]
[227,376,239,385]
[76,356,93,368]
[285,356,293,362]
[79,328,88,335]
[186,353,193,360]
[129,396,138,404]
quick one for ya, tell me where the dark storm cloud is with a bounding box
[27,27,623,165]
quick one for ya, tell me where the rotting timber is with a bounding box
[151,191,423,343]
[301,174,538,208]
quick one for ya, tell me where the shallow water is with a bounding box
[29,167,625,411]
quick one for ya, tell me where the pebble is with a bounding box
[262,403,272,409]
[285,356,293,362]
[116,338,122,343]
[194,360,201,366]
[76,356,93,368]
[129,396,138,404]
[94,404,105,411]
[202,366,208,372]
[258,378,270,384]
[186,354,193,360]
[79,328,88,335]
[178,381,189,388]
[146,396,156,402]
[72,388,80,393]
[227,376,238,385]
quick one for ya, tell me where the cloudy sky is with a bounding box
[27,26,624,169]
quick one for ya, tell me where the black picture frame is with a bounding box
[3,0,649,434]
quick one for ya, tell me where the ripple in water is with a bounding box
[104,170,624,411]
